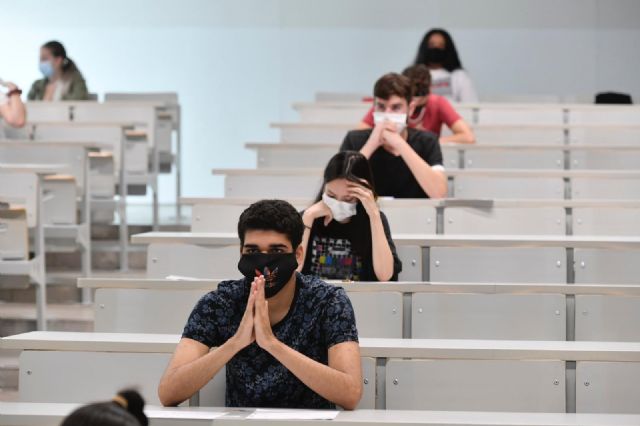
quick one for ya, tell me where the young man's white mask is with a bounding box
[322,193,357,222]
[373,112,407,134]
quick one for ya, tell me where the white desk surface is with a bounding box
[4,403,640,426]
[4,332,640,362]
[292,100,640,110]
[25,120,138,127]
[392,234,640,249]
[180,196,640,209]
[76,277,640,297]
[130,231,238,245]
[0,163,66,174]
[246,141,640,151]
[3,403,640,426]
[270,121,640,130]
[25,100,165,108]
[211,167,640,179]
[0,140,112,149]
[131,232,640,250]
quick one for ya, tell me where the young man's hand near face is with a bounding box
[253,275,279,351]
[361,121,397,158]
[229,281,257,351]
[381,129,408,156]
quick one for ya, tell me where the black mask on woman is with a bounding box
[424,47,447,64]
[237,253,298,298]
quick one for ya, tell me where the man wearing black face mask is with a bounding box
[158,200,362,410]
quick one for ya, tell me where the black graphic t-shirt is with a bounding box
[301,211,402,281]
[182,273,359,409]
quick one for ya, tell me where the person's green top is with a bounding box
[28,69,89,101]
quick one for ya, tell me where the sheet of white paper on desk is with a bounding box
[145,409,228,419]
[165,275,202,281]
[247,409,339,420]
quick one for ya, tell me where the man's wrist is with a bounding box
[263,336,283,355]
[225,335,244,354]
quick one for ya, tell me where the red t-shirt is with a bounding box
[362,94,461,136]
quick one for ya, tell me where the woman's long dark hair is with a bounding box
[60,389,148,426]
[313,151,377,255]
[42,40,81,77]
[414,28,463,72]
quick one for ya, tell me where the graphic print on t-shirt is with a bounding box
[309,236,362,281]
[431,75,453,97]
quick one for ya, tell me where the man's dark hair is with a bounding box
[373,73,413,105]
[402,64,432,97]
[238,200,304,249]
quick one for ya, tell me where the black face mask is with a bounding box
[424,47,447,64]
[237,253,298,298]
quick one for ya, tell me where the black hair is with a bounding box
[238,200,304,249]
[60,389,148,426]
[313,151,377,255]
[42,40,80,76]
[414,28,463,72]
[315,151,376,202]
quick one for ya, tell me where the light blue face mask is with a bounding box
[39,61,54,78]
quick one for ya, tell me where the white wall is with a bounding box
[1,0,639,200]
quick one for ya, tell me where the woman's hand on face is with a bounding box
[303,200,334,227]
[347,181,378,217]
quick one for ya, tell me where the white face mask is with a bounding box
[322,193,357,222]
[373,112,407,134]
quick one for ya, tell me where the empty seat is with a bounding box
[477,107,564,125]
[411,293,566,340]
[572,207,640,236]
[18,350,173,405]
[0,206,28,261]
[572,178,640,200]
[443,207,566,235]
[94,288,203,334]
[577,361,640,414]
[146,244,240,279]
[386,359,565,412]
[430,247,567,283]
[473,127,565,145]
[462,148,564,170]
[575,295,640,341]
[574,249,639,284]
[348,292,403,338]
[453,176,565,199]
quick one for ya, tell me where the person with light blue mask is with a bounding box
[28,41,89,101]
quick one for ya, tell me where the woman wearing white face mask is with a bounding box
[28,40,89,101]
[299,151,402,282]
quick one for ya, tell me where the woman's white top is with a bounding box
[430,68,479,103]
[51,79,70,101]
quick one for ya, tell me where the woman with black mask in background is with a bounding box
[415,28,478,103]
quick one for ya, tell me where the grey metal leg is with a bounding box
[35,175,47,331]
[119,131,129,272]
[152,145,160,231]
[175,107,182,222]
[81,150,92,304]
[421,246,431,281]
